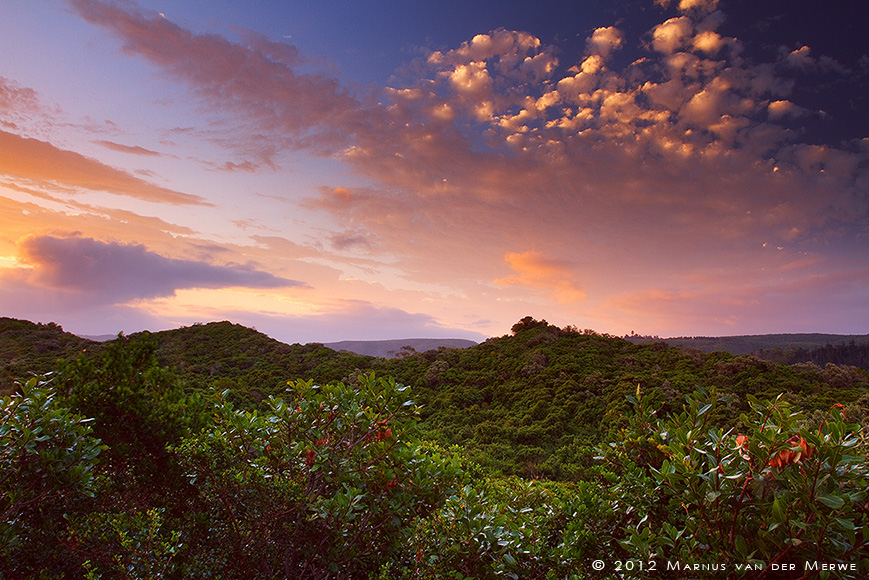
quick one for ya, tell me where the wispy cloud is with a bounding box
[156,299,488,343]
[0,77,46,130]
[93,140,163,156]
[0,130,208,205]
[68,0,361,160]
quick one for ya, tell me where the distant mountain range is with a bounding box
[80,333,478,358]
[324,338,478,358]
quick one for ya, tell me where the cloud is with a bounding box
[61,0,868,337]
[192,300,488,343]
[0,77,45,129]
[7,235,306,304]
[651,17,694,55]
[495,251,586,304]
[783,46,849,75]
[93,140,163,156]
[586,27,624,59]
[655,0,719,14]
[68,0,360,157]
[0,130,207,205]
[767,99,807,120]
[329,231,374,251]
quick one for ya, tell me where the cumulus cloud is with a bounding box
[586,26,624,59]
[651,17,694,55]
[767,99,807,120]
[692,30,725,54]
[8,235,306,304]
[783,45,849,75]
[655,0,719,14]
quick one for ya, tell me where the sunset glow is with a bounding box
[1,0,867,342]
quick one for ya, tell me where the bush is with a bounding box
[603,386,869,578]
[168,374,464,579]
[0,375,105,576]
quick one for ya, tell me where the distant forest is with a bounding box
[753,341,869,369]
[626,333,869,370]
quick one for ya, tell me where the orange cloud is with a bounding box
[0,130,207,205]
[45,0,867,339]
[495,251,586,303]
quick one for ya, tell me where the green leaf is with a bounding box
[818,494,845,509]
[771,497,786,523]
[835,518,855,532]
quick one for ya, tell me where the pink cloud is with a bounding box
[0,77,45,129]
[92,140,163,156]
[68,0,360,157]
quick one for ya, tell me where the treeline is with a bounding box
[754,341,869,370]
[2,330,867,579]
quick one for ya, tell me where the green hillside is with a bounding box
[136,321,380,391]
[0,318,98,394]
[379,317,869,478]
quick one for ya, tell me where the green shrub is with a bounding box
[169,374,464,579]
[1,375,106,576]
[603,386,869,578]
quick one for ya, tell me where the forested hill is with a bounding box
[3,316,868,480]
[0,318,96,392]
[380,317,869,477]
[627,332,869,367]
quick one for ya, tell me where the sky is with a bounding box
[1,0,867,344]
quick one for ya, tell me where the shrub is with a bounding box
[170,374,464,579]
[0,375,105,576]
[604,386,869,578]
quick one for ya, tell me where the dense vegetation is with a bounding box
[2,317,868,578]
[0,318,93,393]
